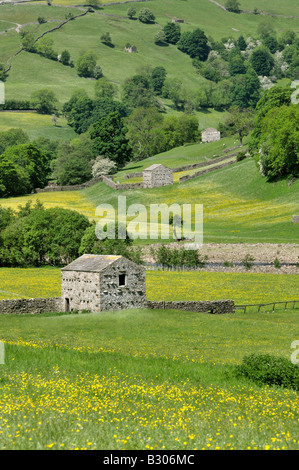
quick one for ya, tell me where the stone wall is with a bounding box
[179,158,237,183]
[0,297,63,314]
[292,215,299,223]
[147,300,235,314]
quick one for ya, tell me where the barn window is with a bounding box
[119,274,126,286]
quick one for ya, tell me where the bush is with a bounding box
[154,245,207,268]
[236,354,299,391]
[274,257,281,269]
[242,253,255,270]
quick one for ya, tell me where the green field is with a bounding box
[0,267,298,305]
[0,306,298,450]
[1,155,298,243]
[0,111,77,140]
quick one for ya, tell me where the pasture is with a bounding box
[0,305,298,450]
[0,266,298,305]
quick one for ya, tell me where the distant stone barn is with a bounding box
[201,128,221,143]
[143,164,173,189]
[61,254,146,313]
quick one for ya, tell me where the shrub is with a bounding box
[274,257,281,269]
[242,253,255,270]
[236,354,299,391]
[237,151,247,161]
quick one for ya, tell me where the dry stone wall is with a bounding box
[147,300,235,314]
[0,298,63,314]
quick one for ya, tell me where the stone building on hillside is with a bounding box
[61,254,146,313]
[201,127,221,143]
[143,164,173,189]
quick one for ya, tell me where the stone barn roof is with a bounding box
[143,164,172,172]
[61,254,125,273]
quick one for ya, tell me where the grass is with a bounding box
[0,111,77,140]
[83,158,299,244]
[0,267,298,306]
[0,307,298,450]
[1,155,297,243]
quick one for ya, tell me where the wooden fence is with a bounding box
[235,300,299,313]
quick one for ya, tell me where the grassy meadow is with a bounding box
[0,306,298,450]
[0,111,77,141]
[0,266,298,305]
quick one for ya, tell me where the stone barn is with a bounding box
[143,164,173,189]
[201,128,221,143]
[61,254,146,313]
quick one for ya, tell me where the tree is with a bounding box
[127,6,136,19]
[237,35,247,51]
[122,74,160,109]
[52,134,95,185]
[2,143,50,189]
[225,107,255,144]
[62,90,94,134]
[250,46,274,76]
[89,111,132,167]
[0,207,90,266]
[150,66,167,95]
[163,22,181,44]
[225,0,241,13]
[76,51,97,78]
[36,36,57,59]
[125,107,163,160]
[138,8,155,24]
[177,29,210,61]
[100,32,113,47]
[0,158,31,197]
[94,77,117,99]
[91,156,116,177]
[257,104,299,179]
[30,89,58,114]
[60,49,71,65]
[21,32,36,52]
[0,128,29,154]
[154,30,167,46]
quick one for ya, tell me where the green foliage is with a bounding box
[60,49,71,66]
[89,111,132,167]
[0,159,31,197]
[76,51,97,78]
[0,206,90,267]
[127,6,136,19]
[100,32,113,47]
[257,104,299,179]
[250,46,274,76]
[242,254,255,270]
[1,143,50,191]
[154,245,207,268]
[122,74,160,110]
[138,8,155,24]
[52,134,95,185]
[225,0,241,13]
[30,89,58,115]
[178,29,210,61]
[0,128,29,154]
[163,22,181,45]
[236,354,299,391]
